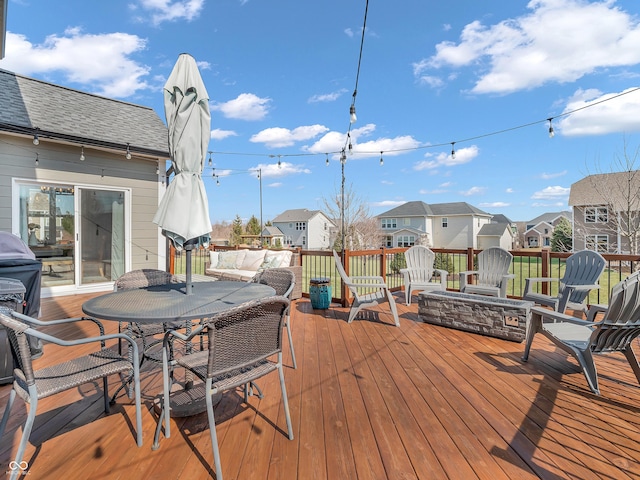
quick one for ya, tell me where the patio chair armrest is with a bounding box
[458,270,478,276]
[523,276,559,296]
[25,327,140,356]
[349,282,390,289]
[531,306,598,327]
[12,311,106,336]
[586,303,609,322]
[563,283,600,292]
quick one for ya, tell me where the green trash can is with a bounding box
[309,278,331,309]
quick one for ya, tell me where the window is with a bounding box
[403,218,411,226]
[585,207,608,223]
[396,235,415,247]
[442,217,448,228]
[586,234,608,253]
[385,236,393,247]
[324,222,327,230]
[295,222,306,231]
[381,218,397,229]
[302,236,306,245]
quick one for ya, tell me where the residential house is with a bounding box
[376,201,493,249]
[271,209,334,249]
[522,211,572,248]
[477,217,515,251]
[0,69,170,297]
[259,225,285,248]
[569,172,640,253]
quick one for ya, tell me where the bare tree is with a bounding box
[322,183,381,251]
[580,139,640,254]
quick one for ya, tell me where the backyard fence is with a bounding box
[170,245,640,307]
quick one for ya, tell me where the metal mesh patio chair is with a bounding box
[522,271,640,395]
[152,296,294,480]
[115,269,180,362]
[251,268,297,368]
[0,309,143,480]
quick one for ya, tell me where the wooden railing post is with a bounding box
[169,244,175,274]
[380,247,387,279]
[342,249,350,307]
[541,248,550,295]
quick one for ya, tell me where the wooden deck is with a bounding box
[2,292,640,479]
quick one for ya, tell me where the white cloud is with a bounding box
[308,89,348,103]
[419,189,447,195]
[381,180,393,185]
[370,200,405,208]
[557,87,640,136]
[254,162,311,178]
[1,30,150,98]
[211,93,271,121]
[531,186,570,200]
[460,186,485,196]
[505,188,514,193]
[250,125,329,148]
[134,0,205,25]
[540,170,567,179]
[268,182,283,188]
[416,0,640,94]
[479,201,510,208]
[210,129,238,140]
[413,145,479,170]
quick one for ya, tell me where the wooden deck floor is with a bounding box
[1,293,640,479]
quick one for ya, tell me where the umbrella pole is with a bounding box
[184,239,197,295]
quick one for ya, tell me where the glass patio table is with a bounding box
[82,280,276,415]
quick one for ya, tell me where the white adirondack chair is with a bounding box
[333,250,399,326]
[459,247,515,298]
[400,245,448,305]
[522,270,640,395]
[523,250,606,314]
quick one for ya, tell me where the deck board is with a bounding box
[1,292,640,479]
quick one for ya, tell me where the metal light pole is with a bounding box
[340,150,346,257]
[258,168,263,247]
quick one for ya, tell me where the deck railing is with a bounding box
[170,245,640,307]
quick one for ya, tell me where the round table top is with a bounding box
[82,280,276,323]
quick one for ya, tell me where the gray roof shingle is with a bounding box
[378,201,490,217]
[0,68,169,156]
[273,209,323,223]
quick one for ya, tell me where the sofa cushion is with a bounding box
[209,251,219,267]
[216,251,239,269]
[240,249,267,271]
[261,250,293,269]
[234,249,248,269]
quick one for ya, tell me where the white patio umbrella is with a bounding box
[153,53,211,294]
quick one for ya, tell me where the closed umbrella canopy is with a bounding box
[153,53,211,250]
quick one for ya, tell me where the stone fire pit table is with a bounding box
[418,290,534,342]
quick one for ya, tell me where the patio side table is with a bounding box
[309,278,331,309]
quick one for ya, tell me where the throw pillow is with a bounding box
[216,251,238,269]
[209,251,219,267]
[240,249,267,271]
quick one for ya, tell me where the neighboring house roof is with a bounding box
[569,171,640,211]
[490,213,513,224]
[478,223,511,237]
[378,200,490,218]
[0,69,169,157]
[384,227,425,236]
[525,222,554,236]
[272,208,333,224]
[526,211,571,228]
[262,225,284,236]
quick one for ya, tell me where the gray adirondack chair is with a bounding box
[522,250,606,314]
[333,250,399,326]
[522,270,640,395]
[400,245,448,305]
[459,247,515,298]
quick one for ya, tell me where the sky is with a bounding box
[3,0,640,224]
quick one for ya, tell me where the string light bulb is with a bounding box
[547,118,555,138]
[348,133,353,153]
[380,151,384,166]
[35,153,39,166]
[325,154,329,166]
[208,151,212,166]
[80,146,85,161]
[451,142,456,160]
[349,104,357,124]
[216,177,220,186]
[125,143,132,160]
[277,155,282,169]
[32,130,39,146]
